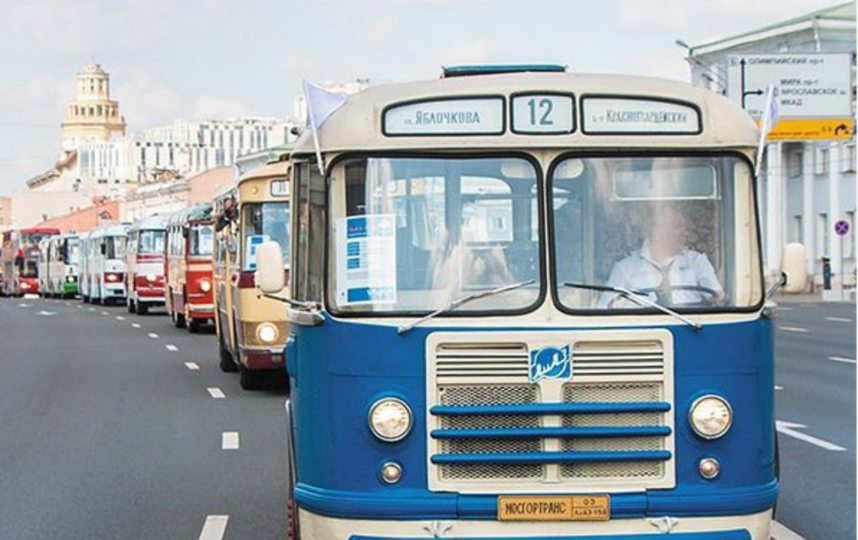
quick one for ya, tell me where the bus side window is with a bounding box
[292,162,325,303]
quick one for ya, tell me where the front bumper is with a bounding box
[238,346,285,370]
[298,509,770,540]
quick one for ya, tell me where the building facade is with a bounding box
[683,2,856,291]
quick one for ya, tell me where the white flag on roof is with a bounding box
[302,80,348,175]
[303,80,348,131]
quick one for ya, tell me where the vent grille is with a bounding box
[436,343,529,380]
[428,337,673,492]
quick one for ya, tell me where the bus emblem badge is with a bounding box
[529,345,572,383]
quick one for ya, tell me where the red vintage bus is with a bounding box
[165,203,215,332]
[1,227,61,296]
[126,215,168,315]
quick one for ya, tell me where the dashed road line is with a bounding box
[207,387,226,399]
[198,515,229,540]
[116,316,125,321]
[131,323,141,329]
[148,333,159,339]
[185,362,200,371]
[165,344,179,352]
[825,317,853,323]
[222,432,240,450]
[775,385,784,391]
[777,420,847,451]
[828,356,856,364]
[101,311,109,316]
[779,326,809,333]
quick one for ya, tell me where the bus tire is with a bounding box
[137,303,148,315]
[172,304,186,329]
[127,299,136,313]
[188,318,201,333]
[218,333,238,373]
[239,365,264,391]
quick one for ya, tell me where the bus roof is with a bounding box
[128,214,169,232]
[237,158,290,184]
[166,203,213,227]
[293,72,758,156]
[88,224,129,239]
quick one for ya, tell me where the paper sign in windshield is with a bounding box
[337,215,397,305]
[245,234,270,271]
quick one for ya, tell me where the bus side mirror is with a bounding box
[779,243,807,294]
[256,241,285,294]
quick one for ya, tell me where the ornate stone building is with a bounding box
[60,63,126,149]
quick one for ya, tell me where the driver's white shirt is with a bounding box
[600,241,723,307]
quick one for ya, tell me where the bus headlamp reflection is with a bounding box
[689,395,733,439]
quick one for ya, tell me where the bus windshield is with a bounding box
[20,259,38,278]
[66,238,80,264]
[189,224,214,257]
[331,156,541,314]
[551,155,762,312]
[138,230,165,254]
[104,236,127,260]
[242,202,290,270]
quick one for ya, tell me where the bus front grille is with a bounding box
[427,333,675,493]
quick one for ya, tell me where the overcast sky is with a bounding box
[0,0,834,195]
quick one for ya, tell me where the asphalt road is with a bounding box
[0,297,289,540]
[773,299,856,540]
[0,295,853,539]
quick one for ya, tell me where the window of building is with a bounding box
[790,215,803,244]
[787,151,803,177]
[817,213,829,258]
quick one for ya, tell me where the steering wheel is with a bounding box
[639,285,721,306]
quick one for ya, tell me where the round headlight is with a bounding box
[256,322,278,343]
[369,398,413,442]
[146,273,157,282]
[199,279,212,292]
[689,395,733,439]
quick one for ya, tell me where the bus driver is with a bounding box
[600,203,726,308]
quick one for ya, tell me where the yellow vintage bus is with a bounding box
[212,157,291,390]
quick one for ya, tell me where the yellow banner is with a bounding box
[756,118,854,141]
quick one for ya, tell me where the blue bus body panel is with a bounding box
[290,316,776,520]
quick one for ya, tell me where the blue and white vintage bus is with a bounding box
[257,66,806,540]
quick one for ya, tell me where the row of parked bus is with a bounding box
[1,160,292,391]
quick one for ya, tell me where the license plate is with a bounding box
[498,495,610,521]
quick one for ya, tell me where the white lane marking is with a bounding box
[207,387,226,399]
[165,344,179,352]
[88,308,95,312]
[775,385,784,391]
[825,317,853,322]
[148,333,159,339]
[779,326,809,333]
[771,520,808,540]
[116,316,125,321]
[828,356,857,364]
[23,294,38,299]
[65,303,71,306]
[77,305,82,309]
[19,304,30,308]
[777,420,847,451]
[222,432,240,450]
[185,362,200,371]
[36,311,56,316]
[101,311,109,316]
[131,323,141,328]
[198,515,229,540]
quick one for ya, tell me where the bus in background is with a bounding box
[213,157,291,390]
[40,234,81,298]
[165,203,215,332]
[82,223,129,305]
[1,227,60,296]
[126,215,167,315]
[256,67,808,540]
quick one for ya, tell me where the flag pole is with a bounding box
[304,81,326,177]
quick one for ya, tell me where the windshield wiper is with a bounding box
[563,282,702,331]
[397,279,535,335]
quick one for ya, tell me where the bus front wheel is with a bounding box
[218,332,237,373]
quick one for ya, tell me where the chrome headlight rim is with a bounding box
[368,397,413,443]
[689,394,734,440]
[255,322,278,344]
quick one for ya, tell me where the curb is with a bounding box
[771,521,807,540]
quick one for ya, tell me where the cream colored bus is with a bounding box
[212,157,291,390]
